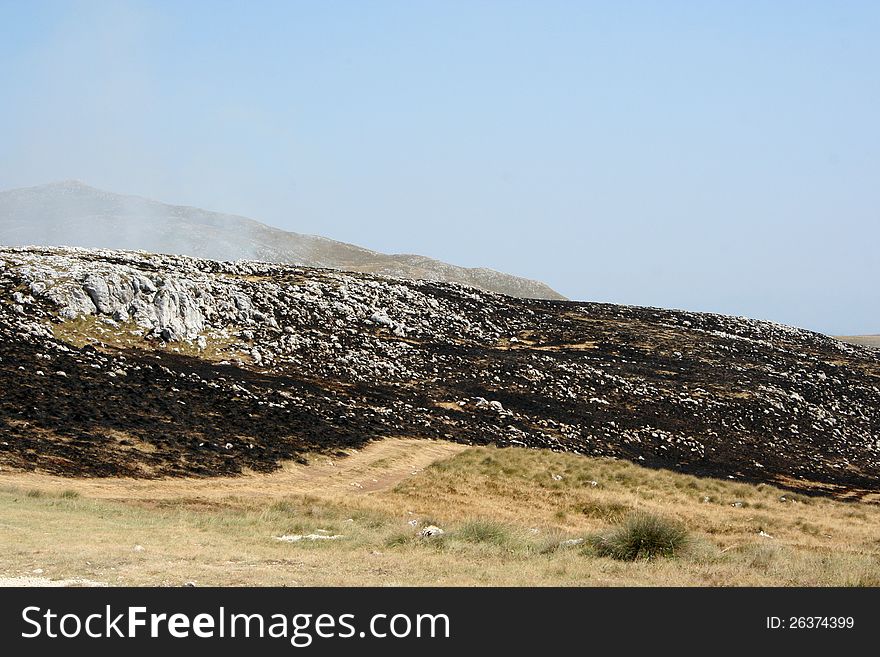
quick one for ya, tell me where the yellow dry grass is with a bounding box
[836,335,880,348]
[0,440,878,587]
[50,315,237,361]
[0,438,465,500]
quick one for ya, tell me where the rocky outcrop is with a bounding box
[10,249,217,340]
[0,246,878,500]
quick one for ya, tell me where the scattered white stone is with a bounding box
[274,534,344,542]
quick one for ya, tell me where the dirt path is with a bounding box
[0,438,468,502]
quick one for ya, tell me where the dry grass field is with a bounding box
[1,439,878,586]
[836,335,880,349]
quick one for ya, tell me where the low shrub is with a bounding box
[590,512,690,561]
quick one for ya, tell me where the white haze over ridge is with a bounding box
[0,181,565,300]
[0,180,307,263]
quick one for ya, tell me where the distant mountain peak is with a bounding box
[35,179,96,191]
[50,178,91,187]
[0,181,566,300]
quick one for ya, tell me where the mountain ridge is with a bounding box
[0,180,565,300]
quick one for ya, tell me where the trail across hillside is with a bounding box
[0,438,467,502]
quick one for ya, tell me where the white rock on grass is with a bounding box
[274,534,344,542]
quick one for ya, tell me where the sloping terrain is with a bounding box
[0,437,467,501]
[0,181,564,300]
[0,246,878,500]
[3,445,879,587]
[837,335,880,349]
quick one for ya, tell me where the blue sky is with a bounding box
[1,1,877,334]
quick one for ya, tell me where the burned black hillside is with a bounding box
[1,246,878,499]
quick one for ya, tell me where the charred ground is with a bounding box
[1,246,878,499]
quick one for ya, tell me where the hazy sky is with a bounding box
[1,1,877,334]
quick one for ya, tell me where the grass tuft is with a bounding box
[454,519,512,546]
[384,532,413,548]
[532,528,580,555]
[590,512,690,561]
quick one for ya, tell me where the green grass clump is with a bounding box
[384,532,414,548]
[455,519,512,546]
[532,528,581,555]
[590,512,690,561]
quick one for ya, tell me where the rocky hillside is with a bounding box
[1,246,878,500]
[0,181,564,300]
